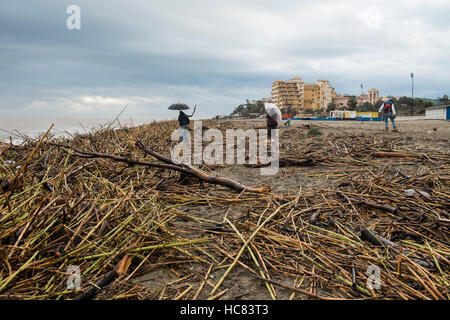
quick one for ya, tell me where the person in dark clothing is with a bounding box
[266,113,278,141]
[178,111,192,142]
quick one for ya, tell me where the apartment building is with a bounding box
[271,77,304,113]
[271,77,334,114]
[317,79,333,110]
[303,83,321,111]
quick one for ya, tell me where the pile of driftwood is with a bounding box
[0,120,448,300]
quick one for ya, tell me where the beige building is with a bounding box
[333,94,350,109]
[317,79,333,110]
[332,88,382,108]
[303,83,321,111]
[271,77,304,113]
[358,88,381,105]
[357,94,370,105]
[368,89,380,104]
[271,77,334,114]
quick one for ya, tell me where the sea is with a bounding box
[0,117,163,144]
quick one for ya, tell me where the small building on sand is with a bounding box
[425,105,450,120]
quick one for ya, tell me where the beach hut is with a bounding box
[425,105,450,120]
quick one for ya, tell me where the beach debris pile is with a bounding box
[0,120,448,300]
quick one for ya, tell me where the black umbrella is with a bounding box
[168,103,190,110]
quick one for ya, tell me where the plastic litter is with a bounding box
[404,189,431,198]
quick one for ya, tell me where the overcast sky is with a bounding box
[1,0,449,120]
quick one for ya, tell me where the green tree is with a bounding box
[231,100,266,116]
[254,100,265,114]
[374,99,384,112]
[360,102,375,112]
[326,102,336,112]
[347,96,358,110]
[231,104,245,116]
[424,101,434,109]
[438,94,449,105]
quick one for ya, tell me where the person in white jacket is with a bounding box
[378,100,398,131]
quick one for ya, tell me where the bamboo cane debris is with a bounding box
[374,152,414,158]
[0,119,448,300]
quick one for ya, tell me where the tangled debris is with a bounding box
[0,120,448,300]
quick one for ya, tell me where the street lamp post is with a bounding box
[410,73,414,115]
[360,84,363,109]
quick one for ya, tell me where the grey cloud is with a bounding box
[0,0,449,119]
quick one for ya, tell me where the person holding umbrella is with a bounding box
[264,103,281,142]
[178,111,191,142]
[168,103,197,142]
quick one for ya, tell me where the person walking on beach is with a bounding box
[178,111,192,142]
[379,100,398,132]
[169,104,197,142]
[284,117,291,127]
[266,112,279,141]
[264,103,281,142]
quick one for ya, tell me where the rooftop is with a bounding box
[425,105,450,110]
